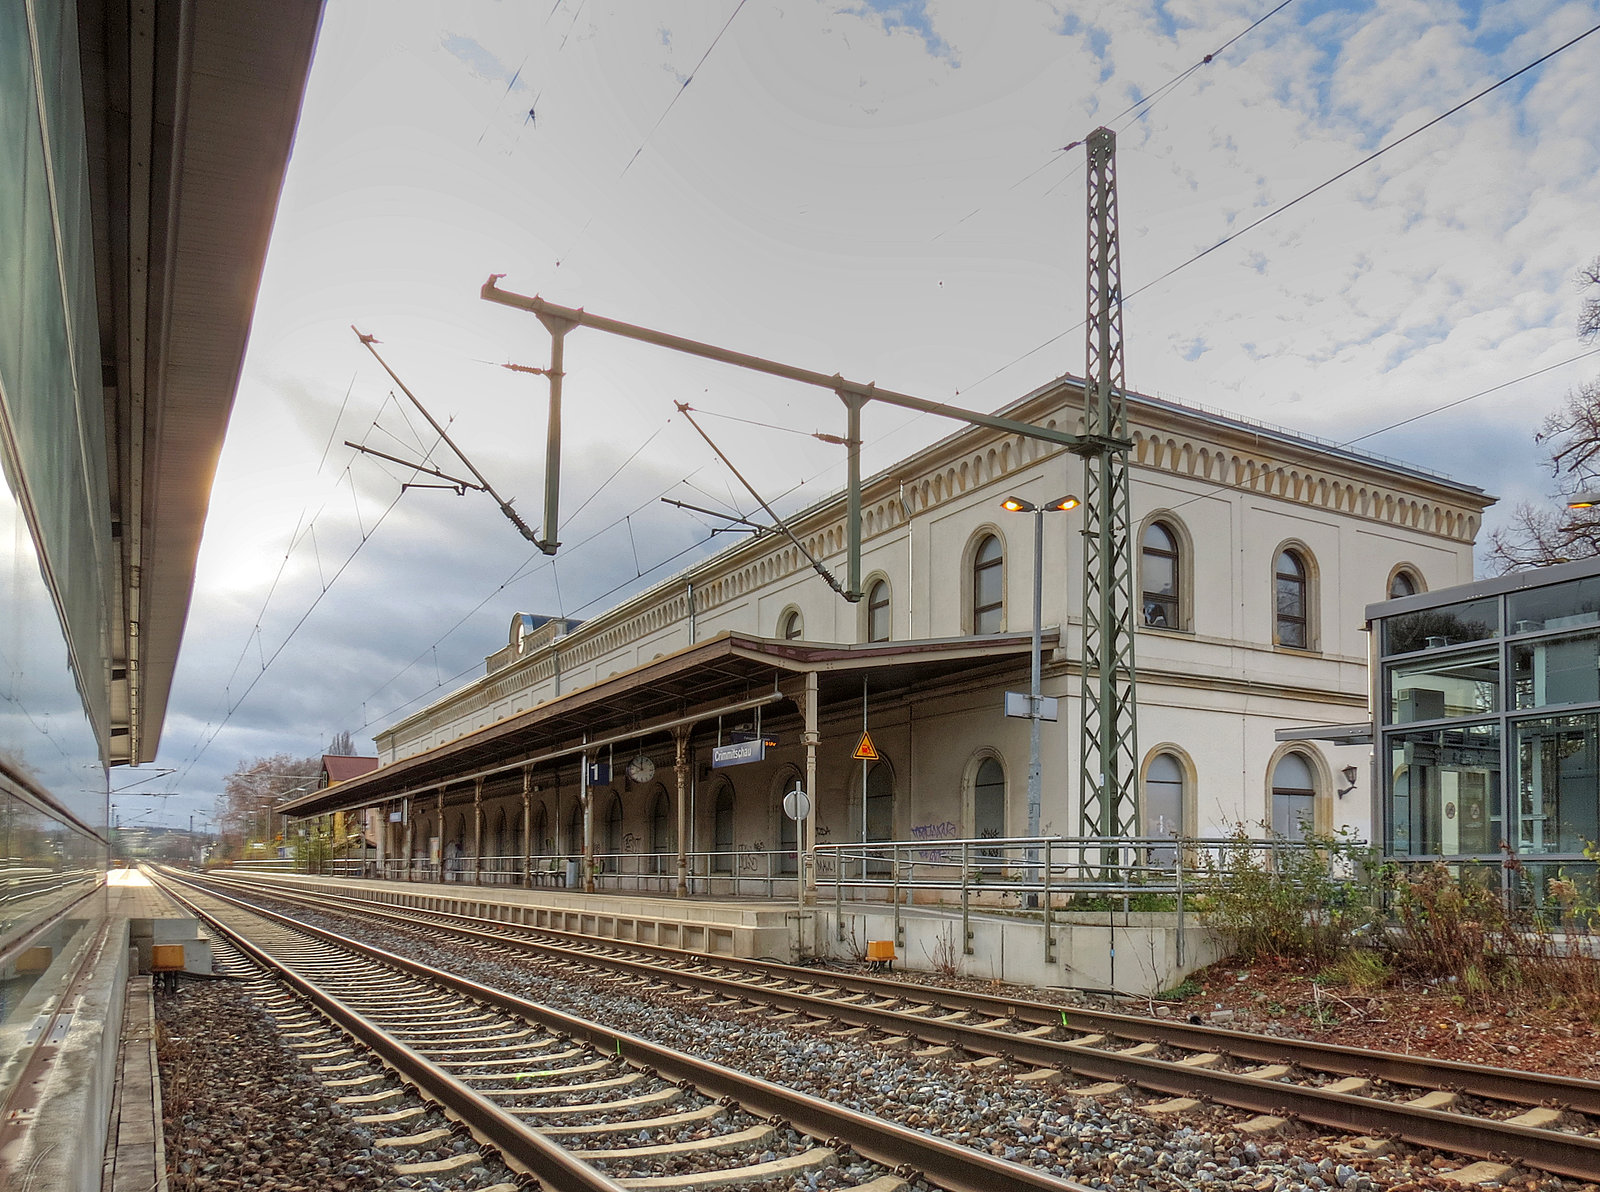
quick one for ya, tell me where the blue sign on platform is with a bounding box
[586,760,612,785]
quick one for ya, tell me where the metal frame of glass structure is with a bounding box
[1368,558,1600,905]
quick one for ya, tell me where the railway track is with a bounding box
[149,869,1089,1192]
[186,868,1600,1183]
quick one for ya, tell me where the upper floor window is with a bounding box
[1275,549,1310,649]
[867,579,891,642]
[1389,569,1418,599]
[780,609,803,640]
[1141,522,1180,629]
[972,534,1004,634]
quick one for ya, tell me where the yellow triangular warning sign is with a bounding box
[853,730,879,761]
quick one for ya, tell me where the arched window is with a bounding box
[1389,569,1418,599]
[649,790,671,875]
[780,609,804,640]
[712,783,735,873]
[532,805,548,857]
[865,761,894,874]
[866,579,891,642]
[972,535,1004,634]
[602,795,623,872]
[567,801,584,858]
[1144,751,1185,865]
[1271,752,1317,842]
[1142,522,1180,629]
[1275,549,1310,649]
[973,757,1006,865]
[778,798,798,875]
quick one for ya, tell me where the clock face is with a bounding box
[627,755,656,783]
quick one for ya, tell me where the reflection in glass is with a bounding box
[1142,523,1178,628]
[1386,723,1501,857]
[1383,597,1499,655]
[1275,550,1308,648]
[972,535,1003,634]
[1388,648,1499,723]
[1514,715,1599,855]
[1509,575,1600,635]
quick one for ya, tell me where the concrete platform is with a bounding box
[209,870,1219,994]
[240,872,805,960]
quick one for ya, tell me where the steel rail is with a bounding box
[204,870,1600,1117]
[152,877,629,1192]
[191,871,1600,1180]
[158,870,1093,1192]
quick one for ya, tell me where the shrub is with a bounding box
[1195,824,1378,963]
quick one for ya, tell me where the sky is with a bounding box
[121,0,1600,830]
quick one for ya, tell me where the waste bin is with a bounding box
[565,859,579,888]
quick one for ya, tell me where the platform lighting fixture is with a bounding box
[1000,495,1083,878]
[1567,491,1600,509]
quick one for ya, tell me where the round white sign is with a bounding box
[782,787,811,820]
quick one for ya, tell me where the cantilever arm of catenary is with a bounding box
[352,327,540,545]
[675,403,853,601]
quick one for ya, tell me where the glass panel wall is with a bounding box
[1377,571,1600,894]
[1383,596,1499,656]
[1389,647,1498,722]
[1386,724,1501,856]
[1513,714,1598,855]
[1508,575,1600,635]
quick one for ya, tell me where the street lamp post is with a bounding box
[1000,495,1081,852]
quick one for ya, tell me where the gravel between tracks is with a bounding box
[245,896,1600,1192]
[158,976,397,1192]
[155,958,525,1192]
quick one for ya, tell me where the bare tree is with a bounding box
[1487,256,1600,573]
[214,753,320,859]
[328,728,356,756]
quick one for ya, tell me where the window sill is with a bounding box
[1138,623,1193,637]
[1273,642,1322,656]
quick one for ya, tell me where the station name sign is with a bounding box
[712,739,766,768]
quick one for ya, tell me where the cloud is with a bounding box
[849,1,959,64]
[141,0,1600,828]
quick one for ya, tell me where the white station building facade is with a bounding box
[284,376,1491,897]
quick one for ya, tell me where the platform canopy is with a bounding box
[79,0,324,763]
[280,629,1058,819]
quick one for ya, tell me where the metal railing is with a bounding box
[362,849,804,895]
[814,833,1363,967]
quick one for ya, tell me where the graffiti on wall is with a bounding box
[909,820,958,862]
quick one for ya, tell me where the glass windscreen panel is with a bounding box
[1388,648,1499,724]
[1386,723,1501,857]
[1382,597,1499,656]
[1509,575,1600,635]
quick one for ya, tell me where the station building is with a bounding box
[285,378,1493,905]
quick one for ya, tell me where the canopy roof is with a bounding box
[281,630,1056,818]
